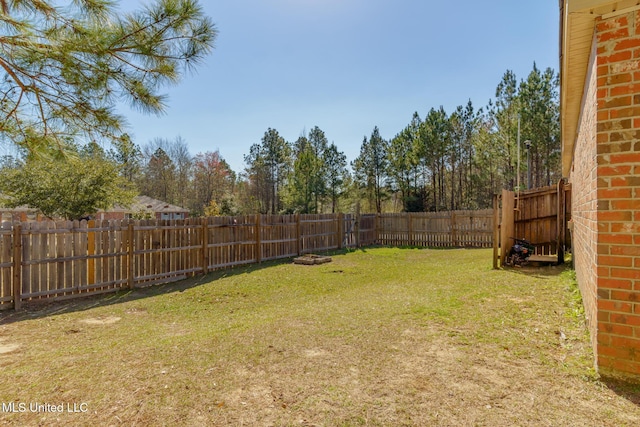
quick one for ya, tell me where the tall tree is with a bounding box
[388,112,422,211]
[448,108,461,211]
[323,142,348,213]
[389,129,415,211]
[0,0,216,153]
[141,147,176,202]
[285,127,344,214]
[193,150,234,215]
[288,135,316,213]
[489,70,520,191]
[472,118,501,208]
[244,128,290,214]
[307,126,329,212]
[460,100,480,209]
[448,101,480,210]
[168,136,193,208]
[352,127,389,213]
[519,64,560,188]
[109,134,142,182]
[137,136,193,205]
[418,107,450,211]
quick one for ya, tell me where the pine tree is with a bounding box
[109,134,142,182]
[352,127,389,213]
[323,142,348,213]
[307,126,329,212]
[489,70,520,191]
[418,107,450,211]
[519,64,560,188]
[0,0,216,153]
[288,135,316,213]
[244,128,290,214]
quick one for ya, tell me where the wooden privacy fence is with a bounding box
[0,210,493,310]
[376,210,494,247]
[494,180,571,267]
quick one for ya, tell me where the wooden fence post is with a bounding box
[493,195,499,269]
[87,220,95,285]
[451,211,457,247]
[354,201,361,248]
[256,214,262,263]
[406,212,414,246]
[375,214,379,244]
[202,218,209,274]
[500,189,516,266]
[127,222,135,289]
[338,213,343,249]
[12,223,22,310]
[557,179,565,264]
[296,214,301,255]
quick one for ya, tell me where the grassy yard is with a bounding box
[1,247,639,426]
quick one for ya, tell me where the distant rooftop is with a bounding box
[108,196,189,214]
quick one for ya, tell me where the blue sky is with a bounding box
[122,0,560,172]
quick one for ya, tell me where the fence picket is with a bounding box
[0,222,12,306]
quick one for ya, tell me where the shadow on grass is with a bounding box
[603,378,640,406]
[0,246,494,325]
[0,246,480,322]
[395,245,490,251]
[501,263,570,278]
[0,247,370,325]
[0,257,292,326]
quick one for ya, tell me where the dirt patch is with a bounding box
[0,339,19,354]
[80,316,121,325]
[304,348,330,358]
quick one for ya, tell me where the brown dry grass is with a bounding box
[0,247,639,426]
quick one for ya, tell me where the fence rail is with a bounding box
[0,210,492,310]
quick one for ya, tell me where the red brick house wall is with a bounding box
[587,11,640,378]
[570,35,600,361]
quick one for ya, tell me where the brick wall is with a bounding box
[592,11,640,378]
[570,34,600,362]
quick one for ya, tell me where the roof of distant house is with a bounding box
[108,195,189,214]
[0,195,188,214]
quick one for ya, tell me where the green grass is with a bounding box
[0,248,639,426]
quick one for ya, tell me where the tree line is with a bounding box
[0,2,559,219]
[0,64,559,219]
[240,63,560,214]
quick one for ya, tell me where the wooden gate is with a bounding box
[494,180,571,267]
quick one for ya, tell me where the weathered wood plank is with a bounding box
[0,223,12,308]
